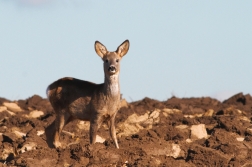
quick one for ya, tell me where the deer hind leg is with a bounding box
[108,115,119,148]
[53,111,71,148]
[89,114,104,145]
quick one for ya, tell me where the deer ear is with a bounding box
[116,40,129,57]
[95,41,107,58]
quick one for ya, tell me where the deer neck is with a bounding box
[103,74,120,97]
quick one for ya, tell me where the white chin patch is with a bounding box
[109,70,116,74]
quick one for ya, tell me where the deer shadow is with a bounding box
[45,120,56,148]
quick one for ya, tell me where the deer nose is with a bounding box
[108,66,116,72]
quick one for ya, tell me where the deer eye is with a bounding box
[116,59,119,63]
[105,59,109,63]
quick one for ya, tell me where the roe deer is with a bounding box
[46,40,129,149]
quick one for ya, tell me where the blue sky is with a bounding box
[0,0,251,102]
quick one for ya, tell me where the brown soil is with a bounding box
[0,92,252,166]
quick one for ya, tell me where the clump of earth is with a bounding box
[0,92,252,166]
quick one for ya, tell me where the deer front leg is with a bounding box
[109,114,119,148]
[89,114,103,144]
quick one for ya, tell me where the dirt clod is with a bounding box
[0,92,251,166]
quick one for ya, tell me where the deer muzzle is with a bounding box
[108,66,116,73]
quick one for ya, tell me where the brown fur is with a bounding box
[46,40,129,148]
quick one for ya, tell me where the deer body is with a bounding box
[46,40,129,149]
